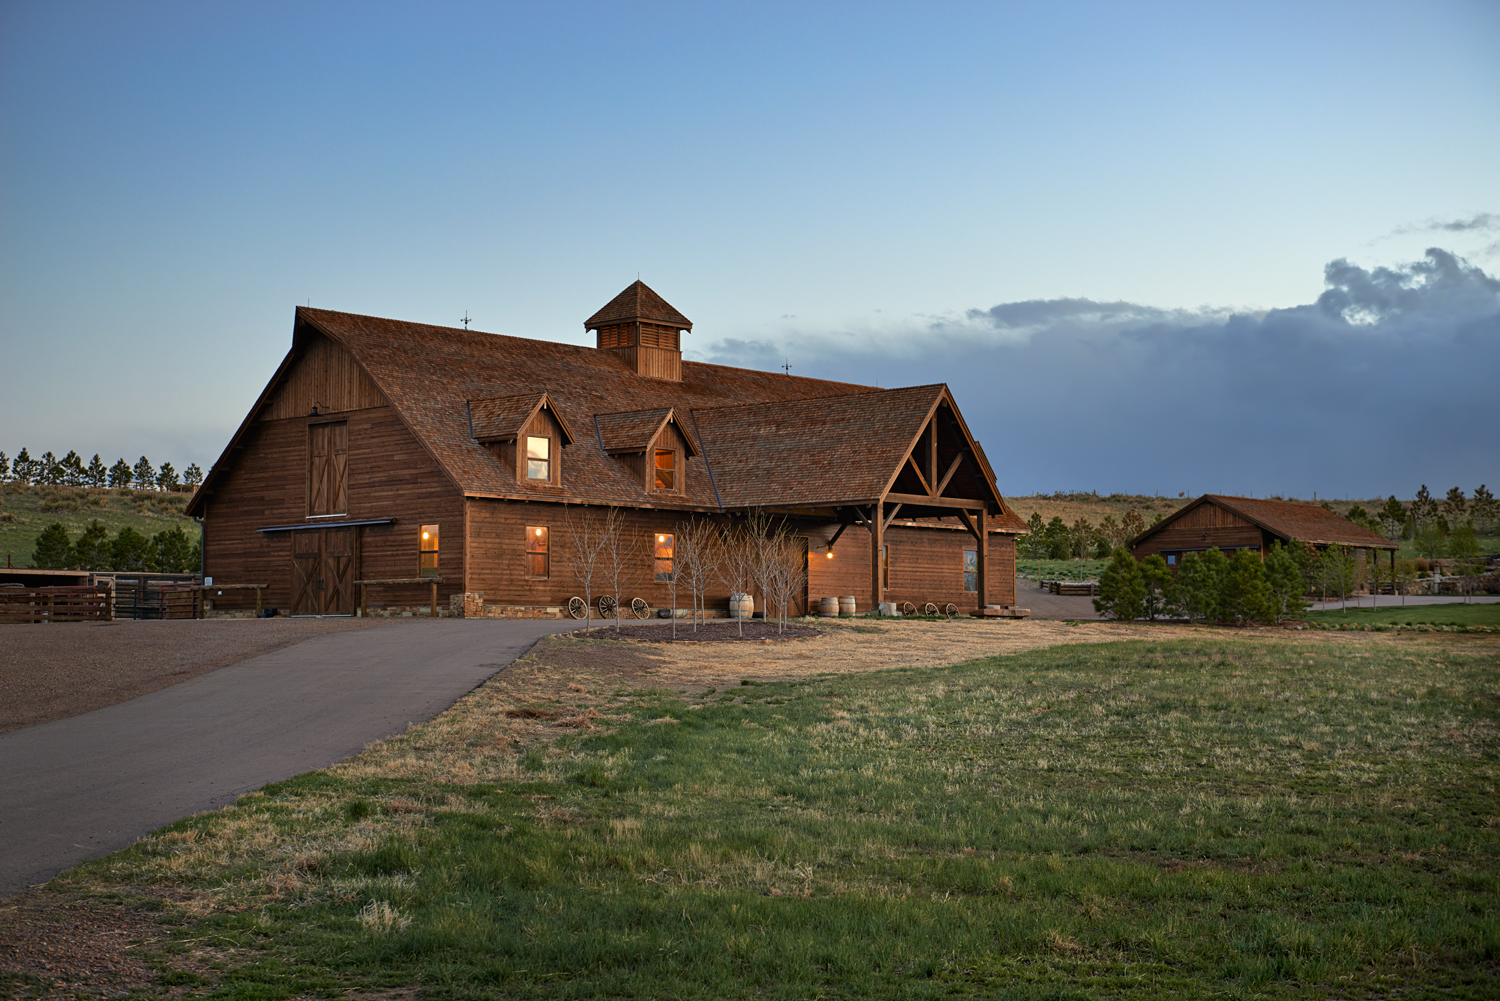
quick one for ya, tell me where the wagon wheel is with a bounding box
[900,601,916,616]
[567,596,588,619]
[924,602,939,616]
[630,597,651,619]
[944,603,959,618]
[598,595,617,618]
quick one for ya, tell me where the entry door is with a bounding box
[289,528,360,615]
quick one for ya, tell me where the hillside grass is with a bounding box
[0,484,198,567]
[63,631,1500,1000]
[1305,602,1500,628]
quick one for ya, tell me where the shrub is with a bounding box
[1140,554,1172,620]
[1171,548,1229,623]
[1093,548,1144,620]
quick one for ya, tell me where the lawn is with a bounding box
[0,484,198,566]
[1304,602,1500,628]
[50,627,1498,1000]
[1016,558,1109,582]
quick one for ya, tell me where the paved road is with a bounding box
[0,618,580,898]
[1308,595,1499,611]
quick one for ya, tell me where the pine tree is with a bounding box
[133,456,155,490]
[1068,517,1096,561]
[1443,486,1467,521]
[32,523,74,569]
[1472,485,1497,532]
[86,454,107,488]
[0,450,8,481]
[1173,548,1229,623]
[1222,549,1271,625]
[108,458,132,489]
[1139,554,1172,620]
[1378,495,1407,540]
[62,450,85,487]
[1044,516,1070,560]
[183,463,203,487]
[14,447,36,484]
[1093,548,1144,620]
[156,462,179,491]
[73,520,112,570]
[1263,542,1309,622]
[152,527,195,572]
[40,451,62,486]
[1120,508,1146,541]
[111,527,152,571]
[1410,485,1438,529]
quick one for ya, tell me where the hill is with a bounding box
[0,484,199,568]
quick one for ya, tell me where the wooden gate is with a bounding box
[290,527,359,615]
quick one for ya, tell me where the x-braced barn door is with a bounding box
[290,528,360,615]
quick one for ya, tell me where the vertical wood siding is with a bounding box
[262,334,386,419]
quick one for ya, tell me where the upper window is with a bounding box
[880,544,889,589]
[654,532,674,581]
[526,526,549,579]
[963,549,977,592]
[526,436,550,481]
[654,449,675,490]
[420,524,440,577]
[308,421,348,516]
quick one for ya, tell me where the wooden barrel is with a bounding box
[838,595,857,617]
[730,593,754,620]
[818,596,839,617]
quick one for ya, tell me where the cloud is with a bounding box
[696,248,1500,497]
[1383,212,1500,238]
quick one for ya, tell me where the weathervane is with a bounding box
[461,311,471,329]
[782,358,792,375]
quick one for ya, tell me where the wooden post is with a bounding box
[360,583,367,619]
[255,586,263,616]
[431,580,438,618]
[871,500,883,612]
[977,508,988,611]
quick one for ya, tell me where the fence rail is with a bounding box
[0,585,115,624]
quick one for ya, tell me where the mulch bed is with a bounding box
[571,620,822,643]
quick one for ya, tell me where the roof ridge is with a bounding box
[690,382,942,415]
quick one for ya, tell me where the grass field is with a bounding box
[55,629,1499,1000]
[1305,602,1500,628]
[1016,558,1109,582]
[0,485,198,566]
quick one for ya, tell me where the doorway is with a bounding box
[290,527,359,615]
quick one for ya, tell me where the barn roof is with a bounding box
[1132,494,1398,550]
[584,280,693,330]
[188,304,1022,528]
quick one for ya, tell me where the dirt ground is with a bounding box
[0,617,393,733]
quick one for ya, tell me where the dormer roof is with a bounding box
[468,392,577,446]
[594,407,698,457]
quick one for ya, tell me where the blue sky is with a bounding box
[2,0,1496,497]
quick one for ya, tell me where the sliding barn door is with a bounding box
[291,530,322,616]
[289,527,360,615]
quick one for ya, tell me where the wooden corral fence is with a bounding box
[0,585,115,624]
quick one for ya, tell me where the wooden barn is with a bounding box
[1129,494,1398,573]
[186,282,1027,617]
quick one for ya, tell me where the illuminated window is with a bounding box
[526,436,550,480]
[654,449,674,490]
[420,524,440,577]
[654,532,674,581]
[963,550,977,591]
[526,526,548,579]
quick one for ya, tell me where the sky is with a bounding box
[1,0,1496,499]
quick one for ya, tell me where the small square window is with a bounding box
[880,544,889,589]
[963,549,977,592]
[526,525,548,579]
[654,449,674,490]
[654,532,674,581]
[526,436,550,481]
[420,524,439,577]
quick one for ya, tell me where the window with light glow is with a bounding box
[526,526,548,578]
[420,524,440,577]
[526,436,550,480]
[654,532,674,581]
[963,549,977,591]
[880,544,889,589]
[654,449,674,490]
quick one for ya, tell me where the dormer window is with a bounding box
[526,436,551,480]
[654,449,675,490]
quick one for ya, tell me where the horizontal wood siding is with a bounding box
[202,404,464,613]
[263,334,386,420]
[1132,526,1264,559]
[795,522,1017,611]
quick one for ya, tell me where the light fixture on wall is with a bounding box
[825,549,834,559]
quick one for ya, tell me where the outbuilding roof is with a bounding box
[1132,494,1398,550]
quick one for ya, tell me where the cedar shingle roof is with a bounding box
[190,304,1021,527]
[584,281,692,330]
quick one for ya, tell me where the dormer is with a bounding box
[468,392,577,489]
[585,281,692,382]
[595,407,698,495]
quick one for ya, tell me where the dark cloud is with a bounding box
[1387,212,1499,237]
[696,249,1499,497]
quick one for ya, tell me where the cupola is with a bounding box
[585,280,692,381]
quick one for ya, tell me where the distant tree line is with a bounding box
[1017,508,1153,562]
[31,519,201,573]
[1345,484,1497,552]
[0,448,203,491]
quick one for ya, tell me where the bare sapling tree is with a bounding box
[598,506,637,634]
[765,529,808,633]
[745,509,782,624]
[564,505,609,633]
[716,520,757,637]
[675,518,720,632]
